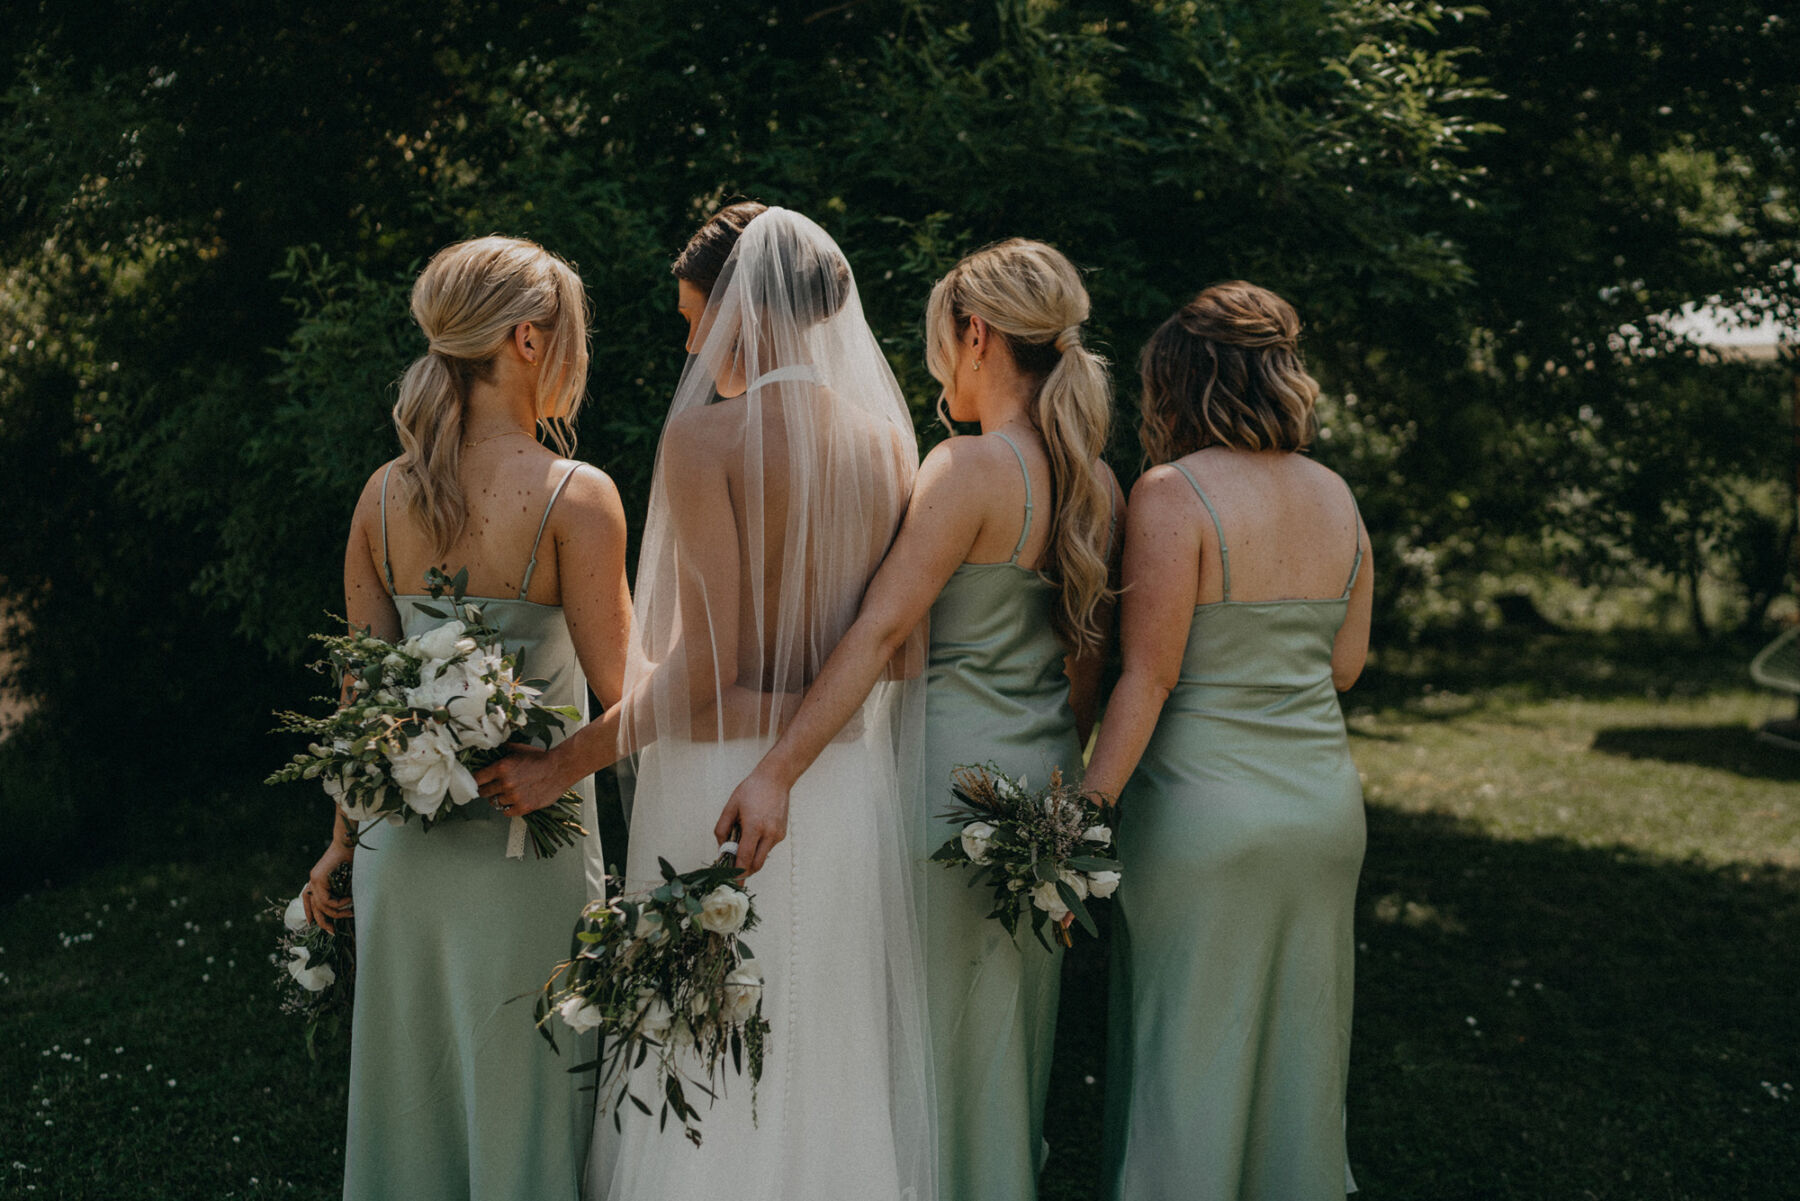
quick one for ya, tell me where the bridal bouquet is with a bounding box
[930,764,1122,950]
[270,862,355,1057]
[267,568,587,859]
[535,850,770,1147]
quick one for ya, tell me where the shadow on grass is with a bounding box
[1042,805,1800,1201]
[1591,724,1800,783]
[1351,628,1774,717]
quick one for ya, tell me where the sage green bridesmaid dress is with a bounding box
[924,432,1084,1201]
[345,463,605,1201]
[1103,461,1365,1201]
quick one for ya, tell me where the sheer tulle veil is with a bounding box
[617,208,936,1198]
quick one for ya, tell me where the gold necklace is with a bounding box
[461,430,536,452]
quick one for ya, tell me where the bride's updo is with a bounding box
[392,236,590,557]
[672,201,769,294]
[925,239,1115,655]
[1138,281,1319,464]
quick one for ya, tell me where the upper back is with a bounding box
[1174,448,1361,606]
[372,444,584,603]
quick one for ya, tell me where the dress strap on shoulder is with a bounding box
[992,431,1035,566]
[378,462,397,596]
[519,462,584,600]
[1340,476,1365,597]
[1170,461,1231,602]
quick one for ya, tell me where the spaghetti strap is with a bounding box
[993,431,1034,566]
[378,463,397,596]
[1340,477,1364,597]
[1170,461,1231,602]
[518,462,584,600]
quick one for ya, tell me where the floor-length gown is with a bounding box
[923,432,1083,1200]
[1102,462,1365,1200]
[346,463,604,1201]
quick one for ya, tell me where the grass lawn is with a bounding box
[6,631,1799,1199]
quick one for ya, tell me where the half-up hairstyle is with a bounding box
[1138,280,1318,465]
[925,238,1116,655]
[392,235,590,557]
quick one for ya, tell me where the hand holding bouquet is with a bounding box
[270,862,355,1057]
[930,764,1123,950]
[536,849,770,1147]
[267,568,587,859]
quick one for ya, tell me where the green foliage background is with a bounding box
[1,0,1796,883]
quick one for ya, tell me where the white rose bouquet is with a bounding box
[267,568,587,859]
[929,763,1122,950]
[269,862,355,1057]
[535,850,770,1147]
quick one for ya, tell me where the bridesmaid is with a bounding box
[299,236,631,1200]
[726,239,1123,1200]
[1084,282,1371,1200]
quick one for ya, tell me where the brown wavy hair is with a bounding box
[925,239,1115,655]
[1138,281,1319,464]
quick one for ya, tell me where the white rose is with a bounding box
[637,995,673,1039]
[960,821,998,865]
[282,895,308,933]
[721,960,764,1024]
[698,886,750,935]
[557,994,604,1033]
[1058,867,1088,901]
[411,620,467,663]
[1029,880,1070,921]
[387,728,479,816]
[1086,870,1121,899]
[286,946,335,992]
[1082,824,1112,846]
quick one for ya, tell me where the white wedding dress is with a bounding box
[587,210,935,1201]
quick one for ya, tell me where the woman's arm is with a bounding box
[1079,467,1204,804]
[303,472,402,931]
[717,438,994,873]
[1065,463,1127,747]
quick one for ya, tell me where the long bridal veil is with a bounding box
[616,208,935,1198]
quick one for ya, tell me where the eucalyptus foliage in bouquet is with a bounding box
[267,568,587,859]
[930,764,1123,950]
[536,849,770,1147]
[270,862,354,1057]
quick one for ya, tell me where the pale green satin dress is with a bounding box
[1103,462,1365,1200]
[345,463,604,1201]
[924,433,1083,1201]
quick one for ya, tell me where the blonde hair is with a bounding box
[925,239,1115,654]
[392,236,590,556]
[1138,280,1318,465]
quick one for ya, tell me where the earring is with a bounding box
[973,359,982,372]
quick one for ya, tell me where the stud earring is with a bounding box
[973,359,982,372]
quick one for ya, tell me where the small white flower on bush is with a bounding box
[1082,824,1112,845]
[960,821,998,865]
[285,946,335,992]
[698,886,750,935]
[282,895,308,933]
[721,960,764,1024]
[1086,870,1121,899]
[557,995,604,1033]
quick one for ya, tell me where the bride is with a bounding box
[478,206,936,1200]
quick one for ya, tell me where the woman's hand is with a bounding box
[474,743,571,817]
[716,769,791,876]
[303,836,355,935]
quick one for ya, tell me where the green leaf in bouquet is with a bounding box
[736,940,754,961]
[630,1092,652,1116]
[1033,859,1060,884]
[1057,881,1098,938]
[1066,855,1123,873]
[452,566,469,596]
[412,604,449,620]
[658,857,678,882]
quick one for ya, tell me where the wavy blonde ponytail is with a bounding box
[393,235,591,557]
[930,239,1116,654]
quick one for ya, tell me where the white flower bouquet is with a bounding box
[535,850,770,1147]
[267,568,587,859]
[269,863,354,1057]
[929,763,1122,950]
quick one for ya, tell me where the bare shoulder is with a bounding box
[663,400,740,459]
[551,460,626,536]
[917,433,1016,498]
[1129,461,1205,515]
[349,458,402,532]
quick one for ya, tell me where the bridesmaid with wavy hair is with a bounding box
[1085,281,1370,1200]
[728,237,1124,1199]
[300,235,631,1200]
